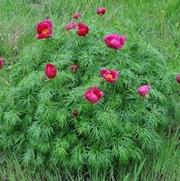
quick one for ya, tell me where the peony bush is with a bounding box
[0,8,178,171]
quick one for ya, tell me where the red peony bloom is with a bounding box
[84,87,104,104]
[36,19,53,39]
[45,63,57,79]
[0,57,4,69]
[76,23,89,37]
[137,85,151,97]
[97,7,106,15]
[71,64,79,72]
[65,22,77,31]
[100,68,119,83]
[73,12,81,19]
[104,34,126,49]
[176,74,180,84]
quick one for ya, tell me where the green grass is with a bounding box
[0,0,179,180]
[0,0,179,80]
[0,132,179,180]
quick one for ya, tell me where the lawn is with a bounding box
[0,0,179,180]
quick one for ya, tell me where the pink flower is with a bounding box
[0,57,4,69]
[73,12,81,19]
[84,87,104,104]
[104,34,126,49]
[176,74,180,84]
[100,68,119,83]
[65,22,77,31]
[45,64,57,79]
[36,19,53,39]
[76,23,89,37]
[97,7,106,15]
[137,85,151,97]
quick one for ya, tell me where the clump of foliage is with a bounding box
[0,14,177,171]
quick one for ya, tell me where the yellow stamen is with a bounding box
[42,28,49,35]
[105,74,113,81]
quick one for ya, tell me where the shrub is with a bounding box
[0,17,176,170]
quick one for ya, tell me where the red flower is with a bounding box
[137,85,151,97]
[73,12,81,19]
[176,74,180,84]
[71,64,79,72]
[97,7,106,15]
[84,87,104,104]
[104,34,126,49]
[65,22,77,31]
[45,64,57,79]
[100,68,119,83]
[0,57,4,69]
[76,23,89,37]
[36,19,53,39]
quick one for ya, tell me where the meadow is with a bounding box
[0,0,179,180]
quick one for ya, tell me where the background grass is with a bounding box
[0,0,179,180]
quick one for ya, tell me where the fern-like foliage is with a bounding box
[0,20,176,171]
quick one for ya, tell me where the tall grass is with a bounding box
[0,0,179,68]
[0,131,179,180]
